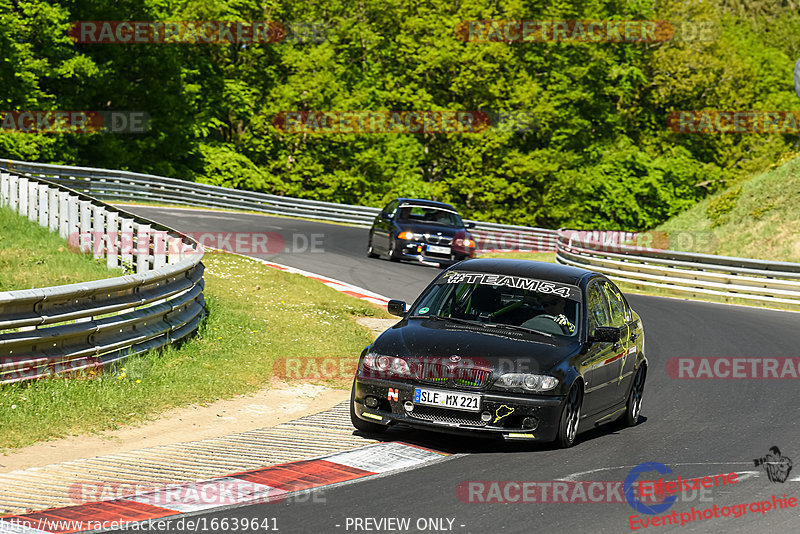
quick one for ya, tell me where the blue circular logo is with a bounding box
[624,462,677,515]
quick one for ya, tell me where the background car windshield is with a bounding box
[411,281,581,337]
[396,205,463,227]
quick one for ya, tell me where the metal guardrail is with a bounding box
[556,230,800,307]
[5,158,796,315]
[0,159,558,253]
[0,170,205,384]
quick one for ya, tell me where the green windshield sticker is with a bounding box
[418,307,430,314]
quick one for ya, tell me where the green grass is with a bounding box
[0,253,391,450]
[655,152,800,262]
[0,206,124,290]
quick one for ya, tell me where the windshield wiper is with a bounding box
[484,322,555,338]
[408,314,483,327]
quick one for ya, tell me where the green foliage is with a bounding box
[706,186,741,222]
[1,0,799,230]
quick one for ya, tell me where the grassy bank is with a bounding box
[0,206,123,290]
[655,153,800,262]
[0,252,390,451]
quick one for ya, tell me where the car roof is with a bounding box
[451,258,596,286]
[395,198,458,211]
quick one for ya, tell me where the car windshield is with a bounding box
[396,205,463,227]
[409,272,582,337]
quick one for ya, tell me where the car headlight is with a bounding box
[494,373,559,392]
[454,238,476,248]
[398,231,420,240]
[362,352,411,378]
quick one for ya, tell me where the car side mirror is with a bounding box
[380,212,391,220]
[465,222,475,229]
[591,326,621,343]
[387,299,407,316]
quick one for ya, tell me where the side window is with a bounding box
[587,282,611,335]
[603,282,627,328]
[383,200,399,217]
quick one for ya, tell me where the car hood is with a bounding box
[372,317,579,375]
[394,222,467,237]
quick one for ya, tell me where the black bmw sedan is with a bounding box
[367,198,476,267]
[350,258,647,448]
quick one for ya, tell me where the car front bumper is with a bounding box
[396,240,473,267]
[352,377,565,441]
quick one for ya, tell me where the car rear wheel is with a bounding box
[367,235,378,258]
[555,384,582,448]
[350,382,388,434]
[620,366,646,427]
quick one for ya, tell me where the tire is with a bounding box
[367,235,378,258]
[555,383,583,448]
[350,382,388,434]
[387,238,400,262]
[620,366,646,427]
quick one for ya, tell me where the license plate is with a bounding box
[413,388,481,412]
[426,245,451,254]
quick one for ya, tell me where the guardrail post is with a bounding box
[92,204,106,259]
[120,217,134,269]
[167,236,183,264]
[27,180,38,222]
[79,200,92,253]
[0,173,8,207]
[18,176,28,217]
[136,223,151,273]
[38,184,49,228]
[153,231,167,269]
[67,195,79,242]
[58,191,70,239]
[8,174,18,210]
[48,188,59,232]
[106,211,119,269]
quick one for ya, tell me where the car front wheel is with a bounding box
[367,234,378,258]
[555,384,583,448]
[387,239,400,262]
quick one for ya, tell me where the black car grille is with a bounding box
[417,363,491,387]
[423,234,453,246]
[408,405,487,426]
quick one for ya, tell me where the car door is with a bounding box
[373,200,398,251]
[601,280,633,407]
[605,281,640,404]
[580,280,620,415]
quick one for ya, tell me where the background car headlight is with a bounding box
[494,373,559,392]
[397,231,422,240]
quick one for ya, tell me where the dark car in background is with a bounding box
[350,258,647,448]
[367,198,476,267]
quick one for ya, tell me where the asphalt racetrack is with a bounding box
[114,206,800,534]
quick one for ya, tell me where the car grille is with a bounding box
[423,234,453,246]
[408,405,487,426]
[417,364,491,387]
